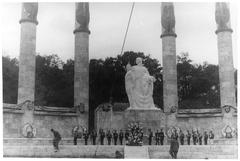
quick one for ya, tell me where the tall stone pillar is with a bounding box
[215,3,236,108]
[18,3,38,104]
[74,3,90,127]
[161,2,178,113]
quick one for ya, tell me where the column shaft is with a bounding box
[217,32,236,107]
[74,32,89,110]
[18,3,38,104]
[162,37,178,112]
[161,2,178,113]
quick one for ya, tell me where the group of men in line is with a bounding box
[168,129,215,159]
[50,127,215,152]
[73,128,215,146]
[74,128,129,145]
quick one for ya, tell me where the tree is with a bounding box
[2,56,19,103]
[177,53,221,109]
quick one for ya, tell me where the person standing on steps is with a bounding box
[204,131,208,145]
[51,129,61,152]
[119,129,124,145]
[148,128,153,145]
[169,129,179,159]
[179,129,185,145]
[209,130,214,145]
[125,129,129,145]
[155,129,160,145]
[186,130,191,145]
[159,129,165,145]
[197,130,203,145]
[83,129,89,145]
[113,130,119,145]
[192,130,197,145]
[91,129,97,145]
[106,130,112,145]
[73,126,79,145]
[99,129,105,145]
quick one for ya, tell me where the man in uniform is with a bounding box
[204,131,208,145]
[113,130,119,145]
[51,129,61,152]
[197,130,203,145]
[73,126,79,145]
[209,130,214,144]
[148,128,153,145]
[83,129,89,145]
[186,130,191,145]
[106,130,112,145]
[169,129,179,159]
[155,129,160,145]
[100,129,105,145]
[179,129,185,145]
[119,129,124,145]
[125,129,129,145]
[159,129,165,145]
[91,129,97,145]
[192,130,197,145]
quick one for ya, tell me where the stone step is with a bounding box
[124,146,149,158]
[3,144,238,159]
[3,145,124,158]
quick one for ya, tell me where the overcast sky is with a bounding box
[1,2,238,67]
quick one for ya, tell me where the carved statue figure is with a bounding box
[215,2,230,30]
[22,3,38,21]
[125,57,156,109]
[161,2,175,35]
[76,3,90,31]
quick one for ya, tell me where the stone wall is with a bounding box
[95,107,237,139]
[3,103,85,138]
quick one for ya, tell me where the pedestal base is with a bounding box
[124,108,165,133]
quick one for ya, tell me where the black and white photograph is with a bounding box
[1,0,239,159]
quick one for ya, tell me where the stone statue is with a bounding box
[215,2,230,31]
[75,2,90,33]
[161,2,175,35]
[22,3,38,22]
[125,57,156,109]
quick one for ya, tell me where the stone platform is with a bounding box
[124,108,165,133]
[3,144,237,159]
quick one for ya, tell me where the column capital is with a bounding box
[161,2,176,38]
[19,3,38,25]
[215,2,233,34]
[74,2,90,34]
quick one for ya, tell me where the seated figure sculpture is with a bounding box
[125,57,156,109]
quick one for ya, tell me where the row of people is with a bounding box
[74,128,215,146]
[76,129,129,145]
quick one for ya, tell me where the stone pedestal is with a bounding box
[161,2,178,113]
[18,3,38,104]
[124,109,165,133]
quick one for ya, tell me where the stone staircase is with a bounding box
[3,138,238,159]
[148,145,238,159]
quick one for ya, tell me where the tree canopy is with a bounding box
[2,52,237,128]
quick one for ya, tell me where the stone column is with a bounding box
[18,3,38,104]
[74,3,90,127]
[215,3,236,108]
[161,2,178,113]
